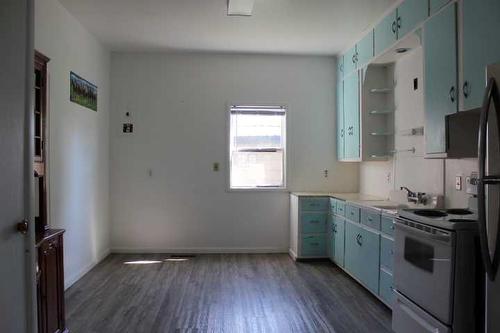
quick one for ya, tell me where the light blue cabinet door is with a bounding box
[344,221,361,278]
[463,0,500,110]
[343,46,357,77]
[358,227,380,294]
[357,31,374,68]
[343,72,360,160]
[334,216,345,267]
[424,3,458,154]
[374,10,397,56]
[379,269,395,307]
[337,80,345,160]
[397,0,428,39]
[328,215,335,260]
[430,0,450,15]
[380,236,394,272]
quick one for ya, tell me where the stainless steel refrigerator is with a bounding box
[478,63,500,333]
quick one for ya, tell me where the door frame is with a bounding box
[24,0,38,331]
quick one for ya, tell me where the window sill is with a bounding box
[227,187,288,193]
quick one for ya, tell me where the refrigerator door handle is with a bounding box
[478,77,500,281]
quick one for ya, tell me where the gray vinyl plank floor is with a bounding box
[65,254,392,333]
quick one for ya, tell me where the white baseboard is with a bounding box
[64,248,110,290]
[110,247,288,254]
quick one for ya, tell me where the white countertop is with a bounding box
[290,192,406,214]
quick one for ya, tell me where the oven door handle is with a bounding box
[396,222,451,243]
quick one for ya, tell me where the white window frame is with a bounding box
[227,103,288,192]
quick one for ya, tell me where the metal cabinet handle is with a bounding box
[358,234,363,246]
[463,81,470,99]
[449,86,456,103]
[368,217,373,222]
[340,64,344,72]
[340,129,344,138]
[392,21,397,34]
[397,16,401,29]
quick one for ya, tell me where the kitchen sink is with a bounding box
[413,210,448,218]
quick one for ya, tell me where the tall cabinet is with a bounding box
[423,3,458,155]
[462,0,500,110]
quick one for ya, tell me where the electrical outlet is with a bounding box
[324,169,328,178]
[386,172,392,184]
[455,176,462,191]
[213,163,219,172]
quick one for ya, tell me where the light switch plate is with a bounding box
[455,176,462,191]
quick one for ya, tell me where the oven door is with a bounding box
[394,219,456,325]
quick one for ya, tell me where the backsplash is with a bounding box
[359,47,477,208]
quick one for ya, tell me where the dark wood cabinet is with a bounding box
[36,230,69,333]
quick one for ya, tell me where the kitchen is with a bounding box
[1,0,500,332]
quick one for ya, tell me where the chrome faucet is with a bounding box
[400,186,427,205]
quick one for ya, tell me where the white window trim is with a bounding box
[226,103,288,192]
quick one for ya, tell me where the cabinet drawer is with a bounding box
[361,209,381,230]
[336,201,346,216]
[380,236,394,272]
[301,213,327,234]
[379,269,395,307]
[346,204,360,223]
[381,215,395,236]
[302,234,326,257]
[329,198,337,214]
[300,197,329,211]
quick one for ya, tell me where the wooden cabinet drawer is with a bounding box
[301,213,327,234]
[302,234,326,257]
[329,198,337,214]
[300,197,329,211]
[379,269,395,307]
[361,209,381,230]
[346,204,360,223]
[380,235,394,272]
[335,200,346,216]
[381,215,395,236]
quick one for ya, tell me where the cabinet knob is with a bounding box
[397,16,401,29]
[392,21,397,34]
[449,86,456,103]
[463,81,470,99]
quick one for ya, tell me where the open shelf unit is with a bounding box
[361,64,395,161]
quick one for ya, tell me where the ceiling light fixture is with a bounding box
[227,0,255,16]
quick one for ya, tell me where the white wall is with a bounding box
[359,47,478,208]
[110,53,358,252]
[360,47,445,200]
[35,0,111,288]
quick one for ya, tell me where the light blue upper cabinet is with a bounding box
[397,0,428,39]
[343,45,358,77]
[337,80,345,160]
[343,72,360,160]
[462,0,500,110]
[430,0,450,15]
[356,31,374,68]
[374,10,397,56]
[424,3,458,154]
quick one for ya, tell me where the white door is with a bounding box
[0,0,36,332]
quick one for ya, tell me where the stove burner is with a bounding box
[413,210,448,218]
[448,219,476,223]
[446,209,473,215]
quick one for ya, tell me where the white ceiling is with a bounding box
[58,0,396,55]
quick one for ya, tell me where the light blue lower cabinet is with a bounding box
[301,213,327,234]
[380,235,394,272]
[333,216,345,267]
[344,221,361,277]
[302,234,326,257]
[379,269,395,306]
[358,227,380,294]
[342,220,381,296]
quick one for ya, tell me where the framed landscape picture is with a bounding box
[70,71,97,111]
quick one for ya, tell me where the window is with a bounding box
[229,105,286,189]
